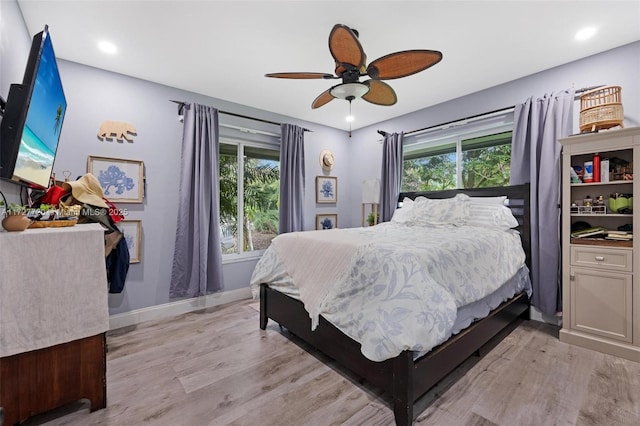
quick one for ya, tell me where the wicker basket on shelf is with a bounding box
[579,85,624,133]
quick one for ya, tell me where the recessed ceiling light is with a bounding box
[346,115,354,122]
[98,40,117,54]
[575,27,597,41]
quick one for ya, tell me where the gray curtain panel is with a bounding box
[380,132,404,222]
[279,123,306,233]
[510,89,575,315]
[170,103,224,298]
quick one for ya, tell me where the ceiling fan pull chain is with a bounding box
[348,99,353,138]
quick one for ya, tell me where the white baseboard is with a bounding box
[109,287,252,330]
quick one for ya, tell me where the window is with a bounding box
[403,141,457,191]
[219,140,279,257]
[401,116,513,192]
[461,132,512,188]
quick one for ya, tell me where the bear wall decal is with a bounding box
[97,120,137,142]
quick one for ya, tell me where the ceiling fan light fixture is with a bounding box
[330,82,370,100]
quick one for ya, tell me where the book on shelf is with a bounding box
[607,230,631,236]
[570,226,607,238]
[605,232,633,241]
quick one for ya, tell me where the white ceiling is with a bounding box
[16,1,640,132]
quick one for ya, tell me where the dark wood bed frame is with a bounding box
[259,183,531,425]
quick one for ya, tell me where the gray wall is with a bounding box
[0,0,350,315]
[347,41,640,227]
[53,62,352,315]
[2,0,638,316]
[0,0,33,205]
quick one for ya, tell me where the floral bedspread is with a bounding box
[250,222,528,362]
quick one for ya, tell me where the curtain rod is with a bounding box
[377,85,604,138]
[219,123,280,138]
[170,100,311,132]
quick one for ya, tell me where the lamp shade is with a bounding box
[330,82,370,100]
[362,178,381,204]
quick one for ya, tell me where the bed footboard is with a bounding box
[260,283,529,425]
[260,284,395,391]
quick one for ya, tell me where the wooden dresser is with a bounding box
[559,127,640,362]
[0,224,109,424]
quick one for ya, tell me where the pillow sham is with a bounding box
[455,193,507,205]
[411,196,469,226]
[465,202,519,230]
[390,197,416,224]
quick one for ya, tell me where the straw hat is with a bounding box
[320,149,334,171]
[62,173,108,208]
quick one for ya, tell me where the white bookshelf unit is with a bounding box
[559,127,640,362]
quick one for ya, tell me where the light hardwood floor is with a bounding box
[21,299,640,426]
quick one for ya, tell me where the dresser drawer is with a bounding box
[570,246,633,272]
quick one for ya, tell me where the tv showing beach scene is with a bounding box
[13,32,67,188]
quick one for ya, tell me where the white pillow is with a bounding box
[411,196,469,226]
[455,193,507,205]
[390,197,415,224]
[465,202,519,230]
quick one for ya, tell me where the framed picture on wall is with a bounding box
[316,214,338,230]
[119,220,142,263]
[87,155,144,203]
[316,176,338,203]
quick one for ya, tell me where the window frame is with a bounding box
[402,113,514,191]
[219,136,280,263]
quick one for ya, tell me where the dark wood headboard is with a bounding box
[398,183,531,270]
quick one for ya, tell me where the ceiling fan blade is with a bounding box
[328,24,365,73]
[311,88,335,109]
[265,72,336,79]
[362,80,397,106]
[366,50,443,80]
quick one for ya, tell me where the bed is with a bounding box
[251,184,531,425]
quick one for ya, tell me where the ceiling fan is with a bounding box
[265,24,443,109]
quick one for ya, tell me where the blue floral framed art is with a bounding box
[316,213,338,230]
[119,219,142,263]
[87,155,144,203]
[316,176,337,203]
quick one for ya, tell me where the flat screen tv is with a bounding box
[0,25,67,189]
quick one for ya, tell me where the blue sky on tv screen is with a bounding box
[24,32,67,154]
